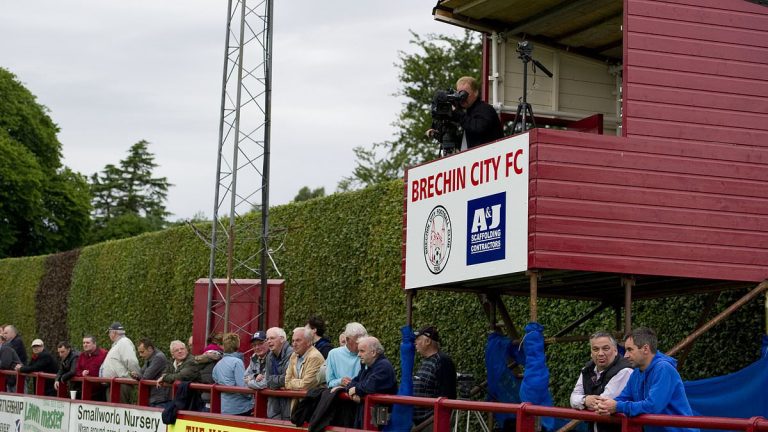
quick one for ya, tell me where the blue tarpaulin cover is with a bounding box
[520,322,555,430]
[684,335,768,420]
[485,332,523,426]
[383,325,415,431]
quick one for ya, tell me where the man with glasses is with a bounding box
[570,332,632,432]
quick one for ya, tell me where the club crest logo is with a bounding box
[423,205,452,274]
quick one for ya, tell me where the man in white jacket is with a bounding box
[102,322,140,403]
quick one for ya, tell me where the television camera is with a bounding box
[429,89,468,156]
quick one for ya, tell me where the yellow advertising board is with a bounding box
[169,417,301,432]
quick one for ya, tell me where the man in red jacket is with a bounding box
[75,335,107,401]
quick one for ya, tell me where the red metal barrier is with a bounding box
[1,369,766,432]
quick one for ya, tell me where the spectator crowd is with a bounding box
[0,319,696,432]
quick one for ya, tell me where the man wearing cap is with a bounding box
[102,322,140,403]
[413,325,457,428]
[16,339,58,396]
[245,330,269,390]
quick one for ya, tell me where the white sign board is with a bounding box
[22,398,69,432]
[69,403,164,432]
[0,394,24,432]
[404,134,529,289]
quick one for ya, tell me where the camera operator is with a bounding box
[454,76,503,149]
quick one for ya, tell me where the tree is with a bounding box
[0,68,91,258]
[88,140,172,243]
[293,186,326,202]
[338,30,482,191]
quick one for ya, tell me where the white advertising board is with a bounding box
[22,398,69,432]
[0,394,24,432]
[404,133,529,289]
[69,403,164,432]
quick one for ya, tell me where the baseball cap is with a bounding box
[251,330,267,342]
[107,322,124,332]
[414,326,440,343]
[31,339,44,347]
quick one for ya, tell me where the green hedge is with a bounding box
[0,255,44,344]
[0,179,764,406]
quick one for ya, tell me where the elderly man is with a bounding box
[326,322,367,388]
[102,322,140,403]
[75,335,108,401]
[159,340,198,384]
[343,336,397,428]
[596,327,699,432]
[265,327,293,420]
[412,325,457,428]
[245,330,269,390]
[284,327,325,392]
[570,332,632,432]
[133,338,169,407]
[16,339,58,396]
[54,341,79,395]
[2,325,27,365]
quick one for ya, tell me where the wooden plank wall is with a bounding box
[623,0,768,145]
[528,128,768,282]
[502,40,619,134]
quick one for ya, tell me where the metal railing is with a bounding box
[2,370,766,432]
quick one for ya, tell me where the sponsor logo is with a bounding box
[466,192,506,265]
[423,206,452,274]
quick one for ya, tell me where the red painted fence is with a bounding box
[2,370,766,432]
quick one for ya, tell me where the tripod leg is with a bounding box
[525,103,537,129]
[473,411,491,432]
[513,103,524,134]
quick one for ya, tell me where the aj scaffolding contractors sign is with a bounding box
[404,133,529,289]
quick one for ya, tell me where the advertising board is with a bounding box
[404,134,529,289]
[0,394,24,432]
[69,403,163,432]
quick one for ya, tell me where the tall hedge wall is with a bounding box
[0,179,764,406]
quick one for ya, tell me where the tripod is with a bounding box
[452,374,490,432]
[511,41,553,134]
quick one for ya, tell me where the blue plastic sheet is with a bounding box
[684,336,768,420]
[519,322,555,431]
[485,332,523,427]
[383,325,415,431]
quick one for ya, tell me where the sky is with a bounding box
[0,0,466,220]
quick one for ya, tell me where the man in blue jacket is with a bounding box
[596,327,698,432]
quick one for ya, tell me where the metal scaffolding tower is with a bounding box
[206,0,274,336]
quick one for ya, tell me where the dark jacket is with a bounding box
[314,337,333,359]
[56,349,80,383]
[0,345,20,390]
[161,355,199,383]
[581,356,632,432]
[6,336,27,365]
[292,387,356,432]
[347,354,397,428]
[20,350,58,396]
[266,342,294,420]
[455,98,503,148]
[140,349,170,405]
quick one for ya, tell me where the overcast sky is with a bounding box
[0,0,466,220]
